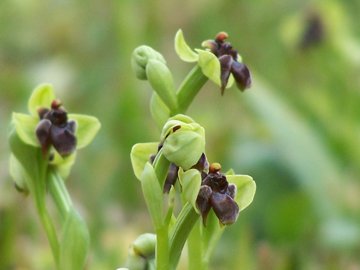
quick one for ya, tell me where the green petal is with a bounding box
[59,210,90,270]
[196,49,221,86]
[50,152,77,179]
[12,113,39,147]
[226,74,234,89]
[174,29,199,62]
[141,162,163,228]
[227,175,256,211]
[68,114,101,149]
[130,142,158,180]
[178,168,201,211]
[28,83,56,116]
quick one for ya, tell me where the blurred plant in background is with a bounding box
[1,0,360,269]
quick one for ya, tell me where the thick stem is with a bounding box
[176,65,208,113]
[169,203,199,269]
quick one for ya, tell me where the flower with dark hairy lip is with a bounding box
[196,162,239,225]
[35,99,77,157]
[203,32,251,95]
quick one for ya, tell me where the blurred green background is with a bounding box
[1,0,360,269]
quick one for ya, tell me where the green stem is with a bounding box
[176,65,208,113]
[156,225,170,270]
[33,154,60,267]
[48,169,73,221]
[152,151,171,269]
[188,220,207,270]
[169,203,199,269]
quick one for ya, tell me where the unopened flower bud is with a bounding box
[131,45,166,80]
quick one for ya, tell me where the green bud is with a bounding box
[161,114,205,170]
[131,45,166,80]
[132,233,156,259]
[125,249,147,270]
[146,59,178,111]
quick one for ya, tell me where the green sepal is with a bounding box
[68,114,101,149]
[178,168,201,211]
[174,29,199,62]
[131,142,158,180]
[59,209,90,270]
[9,154,29,194]
[227,175,256,211]
[12,113,39,147]
[146,59,178,111]
[150,93,170,129]
[28,83,55,117]
[8,123,43,185]
[196,49,221,87]
[141,162,164,228]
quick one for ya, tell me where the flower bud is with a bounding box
[161,115,205,170]
[131,45,166,80]
[132,233,156,259]
[146,59,177,111]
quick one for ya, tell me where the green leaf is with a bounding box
[227,175,256,211]
[9,154,29,193]
[68,114,101,149]
[141,162,164,228]
[178,168,201,211]
[146,59,178,111]
[59,209,90,270]
[196,49,221,86]
[12,113,39,147]
[28,83,55,117]
[131,142,158,180]
[174,29,199,62]
[150,93,170,129]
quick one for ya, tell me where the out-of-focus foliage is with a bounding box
[1,0,360,269]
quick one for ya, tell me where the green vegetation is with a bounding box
[1,0,360,269]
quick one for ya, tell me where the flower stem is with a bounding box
[48,169,73,221]
[169,202,199,269]
[33,153,60,268]
[156,225,169,270]
[176,65,208,113]
[188,220,207,270]
[152,151,171,269]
